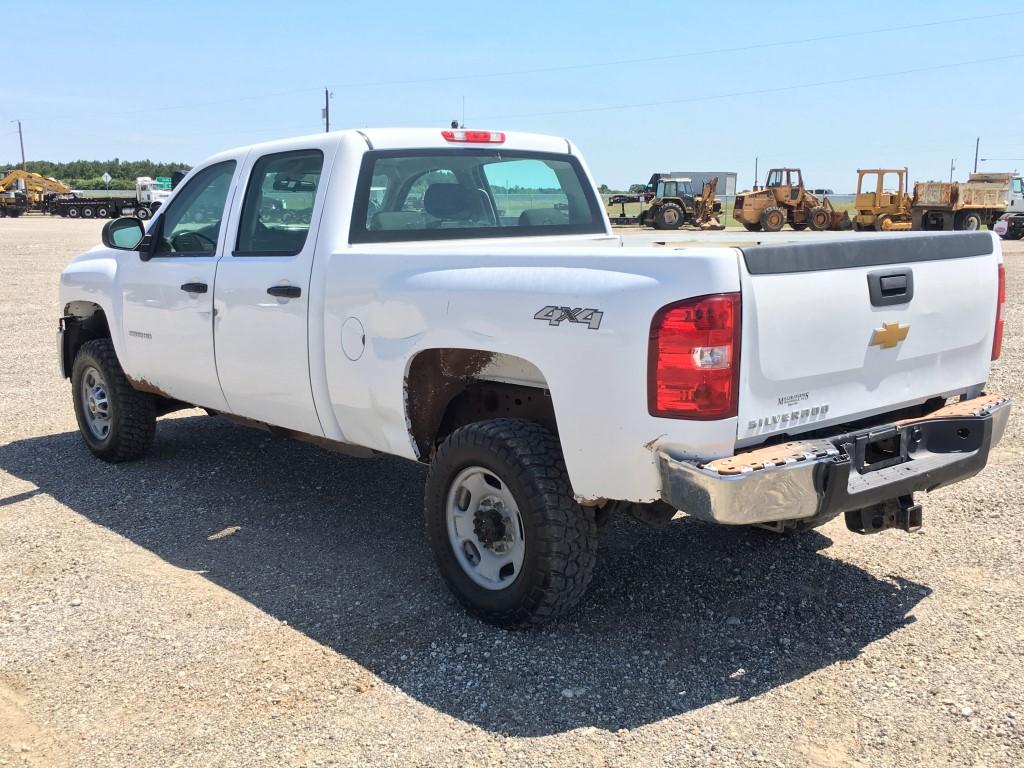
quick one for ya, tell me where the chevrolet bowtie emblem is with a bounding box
[870,321,910,349]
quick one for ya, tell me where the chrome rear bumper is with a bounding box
[657,394,1011,526]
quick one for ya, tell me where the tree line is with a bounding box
[0,159,192,190]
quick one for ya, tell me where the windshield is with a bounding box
[350,149,605,243]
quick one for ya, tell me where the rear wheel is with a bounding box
[654,202,684,230]
[67,206,80,218]
[136,206,151,220]
[807,206,830,231]
[71,339,156,462]
[760,206,785,232]
[424,419,598,628]
[81,206,95,218]
[95,205,110,218]
[954,210,983,231]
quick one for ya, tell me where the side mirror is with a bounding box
[101,217,145,251]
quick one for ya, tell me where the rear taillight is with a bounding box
[648,293,741,420]
[993,262,1006,360]
[441,129,505,143]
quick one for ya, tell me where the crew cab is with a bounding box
[59,128,1010,627]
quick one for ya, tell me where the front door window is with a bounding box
[153,161,236,256]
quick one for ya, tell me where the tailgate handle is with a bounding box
[868,269,914,306]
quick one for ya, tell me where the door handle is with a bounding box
[267,285,301,299]
[180,282,208,294]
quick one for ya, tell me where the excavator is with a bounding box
[0,170,73,216]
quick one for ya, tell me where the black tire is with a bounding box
[95,205,110,218]
[81,206,95,219]
[742,222,762,232]
[954,210,983,231]
[71,338,156,462]
[424,419,598,628]
[807,206,830,231]
[67,206,80,218]
[653,202,684,230]
[760,206,785,232]
[136,206,151,220]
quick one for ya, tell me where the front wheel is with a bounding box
[71,339,156,462]
[807,206,831,231]
[424,419,598,628]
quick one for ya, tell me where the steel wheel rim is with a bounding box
[80,365,112,440]
[446,465,526,591]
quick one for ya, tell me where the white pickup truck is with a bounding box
[59,128,1010,627]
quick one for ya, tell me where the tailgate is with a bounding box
[736,233,1000,446]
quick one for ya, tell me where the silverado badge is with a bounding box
[870,322,910,349]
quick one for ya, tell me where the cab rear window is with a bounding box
[349,149,605,243]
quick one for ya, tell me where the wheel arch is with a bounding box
[60,301,111,379]
[404,348,557,460]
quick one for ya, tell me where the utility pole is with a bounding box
[11,120,25,170]
[323,88,333,133]
[974,137,980,174]
[949,158,956,183]
[753,156,758,189]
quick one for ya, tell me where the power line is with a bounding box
[479,53,1024,121]
[330,9,1024,89]
[7,9,1020,126]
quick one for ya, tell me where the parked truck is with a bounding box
[912,172,1023,231]
[58,128,1010,627]
[993,176,1024,240]
[46,177,172,220]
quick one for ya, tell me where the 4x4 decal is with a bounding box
[534,305,603,330]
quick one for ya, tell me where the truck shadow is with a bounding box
[0,415,930,737]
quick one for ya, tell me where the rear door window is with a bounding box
[235,149,324,256]
[351,149,604,243]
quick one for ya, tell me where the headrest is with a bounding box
[518,208,569,226]
[424,184,474,219]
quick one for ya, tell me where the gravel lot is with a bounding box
[1,218,1022,767]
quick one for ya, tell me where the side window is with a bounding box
[481,159,568,225]
[235,149,324,256]
[154,161,236,256]
[1013,178,1023,195]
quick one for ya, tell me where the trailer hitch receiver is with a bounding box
[845,495,922,534]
